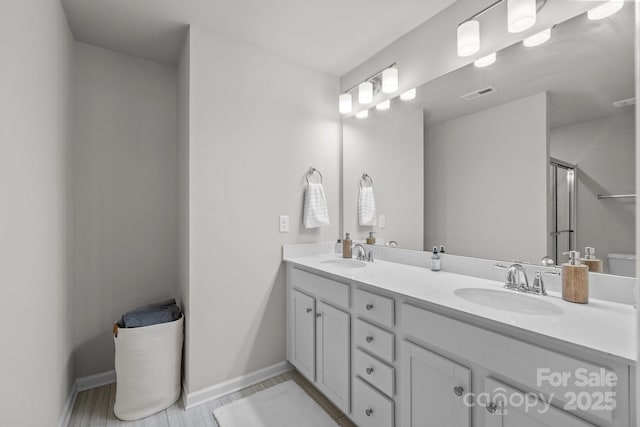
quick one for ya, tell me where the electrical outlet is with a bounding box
[279,215,289,233]
[378,214,386,228]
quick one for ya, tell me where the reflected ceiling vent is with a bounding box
[460,86,497,101]
[613,97,636,108]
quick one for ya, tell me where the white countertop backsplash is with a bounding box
[283,242,637,364]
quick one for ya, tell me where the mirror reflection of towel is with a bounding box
[359,186,377,226]
[304,182,330,228]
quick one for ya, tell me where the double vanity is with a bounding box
[284,244,636,427]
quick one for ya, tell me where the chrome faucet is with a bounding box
[352,243,374,262]
[352,243,367,261]
[503,264,547,296]
[505,264,529,290]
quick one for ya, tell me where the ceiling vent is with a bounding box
[613,97,636,108]
[460,86,497,101]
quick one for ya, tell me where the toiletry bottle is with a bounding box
[581,247,603,273]
[431,247,441,271]
[366,232,376,245]
[439,245,446,254]
[343,233,353,259]
[335,240,342,256]
[562,251,589,304]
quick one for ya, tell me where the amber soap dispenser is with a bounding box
[343,233,352,258]
[581,247,603,273]
[562,250,589,304]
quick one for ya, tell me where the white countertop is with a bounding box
[284,253,637,365]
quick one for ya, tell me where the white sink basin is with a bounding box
[321,259,367,269]
[454,288,564,316]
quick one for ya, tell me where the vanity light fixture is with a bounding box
[339,93,352,114]
[507,0,537,33]
[376,100,391,111]
[382,68,399,94]
[338,63,397,113]
[523,28,551,47]
[355,109,369,119]
[474,52,497,67]
[400,88,417,101]
[587,0,624,20]
[358,81,373,104]
[457,20,480,57]
[458,0,546,57]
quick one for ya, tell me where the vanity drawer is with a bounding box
[355,319,394,363]
[355,348,395,398]
[291,267,349,309]
[354,288,394,328]
[353,377,394,427]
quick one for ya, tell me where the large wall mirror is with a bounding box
[342,5,635,276]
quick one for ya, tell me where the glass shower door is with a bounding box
[550,159,577,264]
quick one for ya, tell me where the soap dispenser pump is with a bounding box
[366,232,376,245]
[581,247,603,273]
[562,250,589,304]
[431,247,441,272]
[343,233,352,259]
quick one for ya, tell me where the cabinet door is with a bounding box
[316,301,351,414]
[400,341,471,427]
[483,378,595,427]
[291,290,316,382]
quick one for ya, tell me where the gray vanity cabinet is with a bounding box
[316,301,351,414]
[288,270,351,415]
[291,289,316,382]
[483,378,595,427]
[400,340,471,427]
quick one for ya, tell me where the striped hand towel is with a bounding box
[303,182,330,228]
[358,185,377,226]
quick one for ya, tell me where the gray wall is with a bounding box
[185,24,340,392]
[177,30,191,391]
[71,42,178,377]
[343,110,424,250]
[424,92,549,262]
[551,111,636,268]
[0,1,75,425]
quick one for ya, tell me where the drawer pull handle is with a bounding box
[453,386,464,397]
[316,313,322,318]
[366,367,374,375]
[366,304,374,311]
[486,403,498,414]
[306,308,312,313]
[365,409,373,417]
[365,336,374,343]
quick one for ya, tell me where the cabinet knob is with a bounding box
[366,304,374,311]
[365,336,374,343]
[316,313,322,318]
[453,386,464,397]
[486,403,498,414]
[365,409,373,417]
[366,367,374,375]
[306,308,312,313]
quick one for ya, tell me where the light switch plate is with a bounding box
[279,215,289,233]
[378,214,386,228]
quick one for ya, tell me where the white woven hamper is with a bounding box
[113,315,183,421]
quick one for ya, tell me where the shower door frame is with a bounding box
[550,158,577,264]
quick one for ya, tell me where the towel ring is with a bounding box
[306,167,323,184]
[360,173,373,188]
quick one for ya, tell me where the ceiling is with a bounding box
[348,4,635,129]
[61,0,457,76]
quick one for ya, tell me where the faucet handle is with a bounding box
[531,271,547,296]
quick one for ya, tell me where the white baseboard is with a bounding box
[76,370,116,392]
[183,361,293,410]
[58,381,78,427]
[58,370,117,427]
